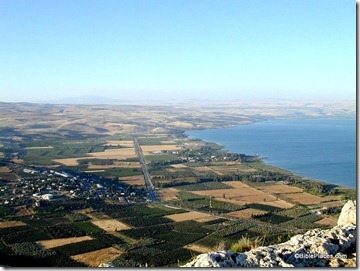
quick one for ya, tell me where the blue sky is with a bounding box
[0,0,355,102]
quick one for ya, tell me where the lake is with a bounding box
[187,119,356,188]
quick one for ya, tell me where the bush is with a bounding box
[231,235,263,253]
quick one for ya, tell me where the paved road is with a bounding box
[133,137,158,202]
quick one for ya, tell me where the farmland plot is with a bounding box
[280,192,339,205]
[91,219,131,232]
[191,181,293,209]
[257,183,303,194]
[165,211,218,223]
[37,236,93,249]
[0,221,26,228]
[72,247,123,267]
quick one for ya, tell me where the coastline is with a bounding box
[184,118,356,190]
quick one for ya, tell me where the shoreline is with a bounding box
[183,119,355,190]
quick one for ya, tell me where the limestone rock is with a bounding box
[337,200,356,226]
[182,201,357,268]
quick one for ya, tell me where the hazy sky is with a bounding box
[0,0,355,102]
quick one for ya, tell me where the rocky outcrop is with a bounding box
[338,200,356,226]
[183,201,356,268]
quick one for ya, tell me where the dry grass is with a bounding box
[88,162,140,169]
[315,217,337,227]
[160,187,180,201]
[160,140,177,144]
[192,166,223,176]
[105,140,133,145]
[165,211,217,223]
[118,175,145,186]
[91,219,131,232]
[321,195,343,202]
[257,183,303,194]
[72,247,123,267]
[37,236,93,249]
[11,158,24,164]
[184,244,213,253]
[210,166,256,173]
[192,166,214,172]
[88,148,136,159]
[141,145,180,155]
[322,200,345,208]
[258,200,294,209]
[225,208,268,219]
[52,157,87,166]
[0,221,26,228]
[170,164,188,168]
[192,181,294,209]
[280,192,335,205]
[85,212,111,220]
[231,236,263,253]
[0,166,11,173]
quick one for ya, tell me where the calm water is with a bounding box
[187,119,356,188]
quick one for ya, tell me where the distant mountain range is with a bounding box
[37,95,129,105]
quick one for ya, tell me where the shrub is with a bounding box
[231,235,263,253]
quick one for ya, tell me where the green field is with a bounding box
[145,154,179,162]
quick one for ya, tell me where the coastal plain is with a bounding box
[0,101,355,267]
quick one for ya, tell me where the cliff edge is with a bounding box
[182,200,356,268]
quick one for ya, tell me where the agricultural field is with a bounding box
[91,219,131,232]
[87,148,136,160]
[87,161,141,169]
[104,140,134,147]
[71,247,123,267]
[24,141,109,166]
[191,181,291,209]
[0,119,354,268]
[165,211,218,223]
[280,192,341,205]
[0,166,12,173]
[0,221,26,228]
[36,236,93,249]
[315,217,337,227]
[141,145,181,155]
[225,208,268,219]
[256,183,303,194]
[118,175,145,186]
[160,188,180,201]
[144,154,179,162]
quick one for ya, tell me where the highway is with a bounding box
[133,137,158,203]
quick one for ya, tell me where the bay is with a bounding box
[187,119,356,188]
